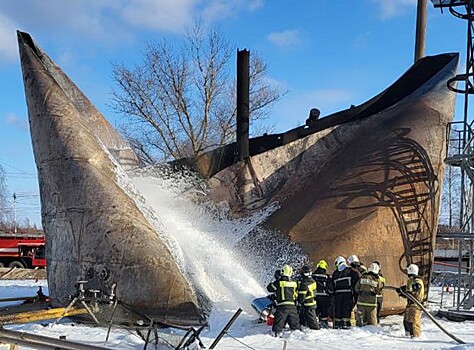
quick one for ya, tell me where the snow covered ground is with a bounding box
[4,175,474,349]
[3,280,474,349]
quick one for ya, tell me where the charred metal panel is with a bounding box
[17,31,203,324]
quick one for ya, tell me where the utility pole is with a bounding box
[415,0,428,62]
[12,193,17,234]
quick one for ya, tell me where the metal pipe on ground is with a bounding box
[385,286,466,344]
[0,327,112,350]
[209,308,243,349]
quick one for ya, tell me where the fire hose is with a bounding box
[385,285,466,344]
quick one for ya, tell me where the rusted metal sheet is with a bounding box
[201,53,458,312]
[17,31,203,324]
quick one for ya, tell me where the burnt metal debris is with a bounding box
[18,27,458,319]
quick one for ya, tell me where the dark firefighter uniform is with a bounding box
[355,266,384,326]
[267,265,300,335]
[348,261,363,326]
[331,261,359,329]
[313,260,332,328]
[398,268,424,338]
[297,266,320,330]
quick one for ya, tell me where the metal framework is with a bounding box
[435,0,474,309]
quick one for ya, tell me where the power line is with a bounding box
[0,160,36,177]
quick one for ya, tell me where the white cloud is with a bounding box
[120,0,199,33]
[0,13,19,63]
[0,0,266,55]
[371,0,417,20]
[4,113,28,132]
[267,29,300,48]
[202,0,264,22]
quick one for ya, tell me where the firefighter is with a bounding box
[347,254,364,326]
[397,263,424,338]
[313,259,332,328]
[331,256,358,329]
[266,269,282,318]
[267,264,300,336]
[355,262,384,326]
[373,261,386,323]
[297,266,320,330]
[347,254,367,274]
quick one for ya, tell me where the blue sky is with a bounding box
[0,0,467,227]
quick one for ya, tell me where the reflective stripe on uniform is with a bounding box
[335,289,352,293]
[357,301,377,307]
[334,276,351,284]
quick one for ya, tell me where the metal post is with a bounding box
[209,308,243,349]
[12,193,17,234]
[415,0,427,62]
[236,50,250,160]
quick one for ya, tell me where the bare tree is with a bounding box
[111,23,285,163]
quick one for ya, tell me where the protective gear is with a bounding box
[316,260,328,271]
[403,275,424,337]
[301,265,312,277]
[367,262,380,275]
[347,255,360,265]
[354,271,384,326]
[282,265,293,277]
[274,269,282,279]
[267,274,300,333]
[297,273,320,330]
[373,260,381,268]
[407,264,419,276]
[334,256,346,268]
[331,263,359,329]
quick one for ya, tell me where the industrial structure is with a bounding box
[432,0,474,316]
[18,2,460,320]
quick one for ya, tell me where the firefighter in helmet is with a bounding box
[313,259,332,328]
[397,263,424,338]
[347,254,367,274]
[347,254,364,326]
[267,264,300,336]
[297,266,320,330]
[354,262,384,326]
[331,256,359,329]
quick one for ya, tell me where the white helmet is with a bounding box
[367,262,380,275]
[407,264,419,276]
[347,255,360,265]
[334,256,346,267]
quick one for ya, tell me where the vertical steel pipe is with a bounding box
[236,49,250,160]
[415,0,428,62]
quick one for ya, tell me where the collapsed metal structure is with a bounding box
[181,51,458,312]
[18,26,458,320]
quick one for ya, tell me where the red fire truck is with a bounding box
[0,231,46,268]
